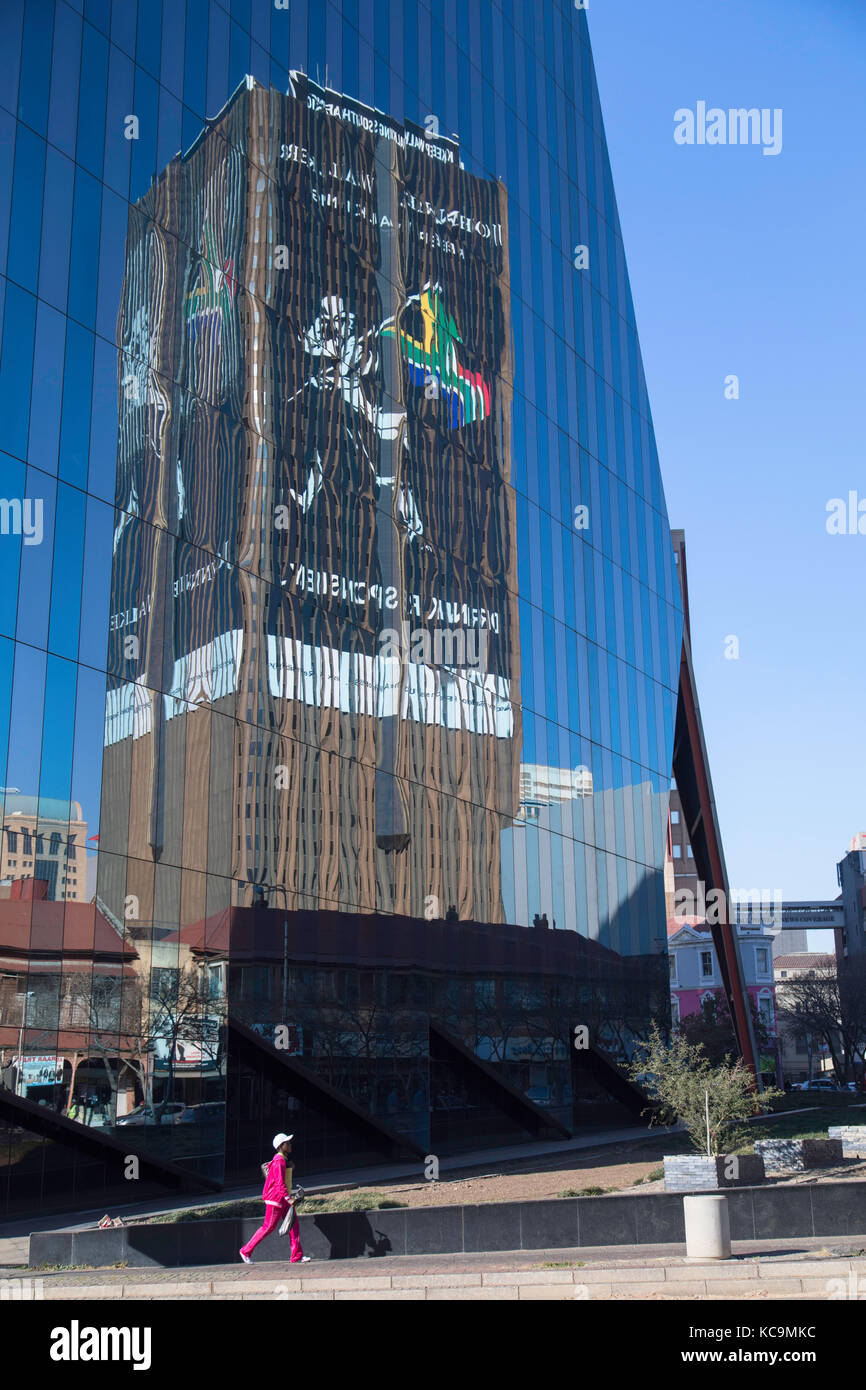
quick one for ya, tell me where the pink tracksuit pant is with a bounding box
[240,1201,304,1261]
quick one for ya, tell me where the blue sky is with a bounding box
[588,0,866,900]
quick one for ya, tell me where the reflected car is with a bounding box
[433,1092,467,1109]
[116,1103,186,1125]
[172,1102,226,1124]
[525,1086,554,1107]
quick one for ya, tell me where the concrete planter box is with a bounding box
[663,1154,765,1192]
[755,1138,844,1173]
[828,1126,866,1157]
[663,1155,719,1193]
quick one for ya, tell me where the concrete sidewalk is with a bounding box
[6,1235,866,1301]
[0,1119,679,1266]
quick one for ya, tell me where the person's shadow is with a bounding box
[362,1223,392,1258]
[312,1214,393,1260]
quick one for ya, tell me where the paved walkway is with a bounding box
[5,1236,866,1301]
[0,1119,679,1267]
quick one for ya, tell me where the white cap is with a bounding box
[272,1132,294,1149]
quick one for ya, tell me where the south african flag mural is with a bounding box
[384,284,492,428]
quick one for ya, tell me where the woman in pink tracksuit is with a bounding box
[240,1132,309,1264]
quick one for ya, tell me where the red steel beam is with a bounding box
[677,646,761,1090]
[671,530,761,1092]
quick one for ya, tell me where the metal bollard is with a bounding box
[683,1193,731,1260]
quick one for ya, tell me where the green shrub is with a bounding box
[629,1021,783,1156]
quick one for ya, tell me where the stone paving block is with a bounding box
[213,1279,285,1295]
[481,1268,572,1285]
[669,1263,758,1281]
[391,1273,482,1288]
[298,1274,392,1291]
[581,1265,657,1283]
[783,1284,845,1295]
[427,1286,519,1300]
[705,1278,803,1296]
[334,1289,428,1301]
[267,1289,335,1301]
[758,1259,853,1278]
[123,1282,214,1298]
[517,1284,579,1299]
[614,1281,706,1297]
[43,1285,119,1300]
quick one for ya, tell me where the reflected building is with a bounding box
[99,73,520,935]
[0,797,87,903]
[0,1,690,1215]
[0,878,142,1129]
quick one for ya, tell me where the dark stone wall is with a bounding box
[28,1179,866,1267]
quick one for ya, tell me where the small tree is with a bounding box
[629,1021,782,1156]
[777,958,866,1082]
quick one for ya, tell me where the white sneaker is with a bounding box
[240,1250,251,1264]
[297,1255,311,1263]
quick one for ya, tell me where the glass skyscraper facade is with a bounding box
[0,0,682,1215]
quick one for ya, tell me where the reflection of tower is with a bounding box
[100,76,520,931]
[100,91,247,931]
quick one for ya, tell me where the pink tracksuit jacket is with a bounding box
[262,1153,291,1205]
